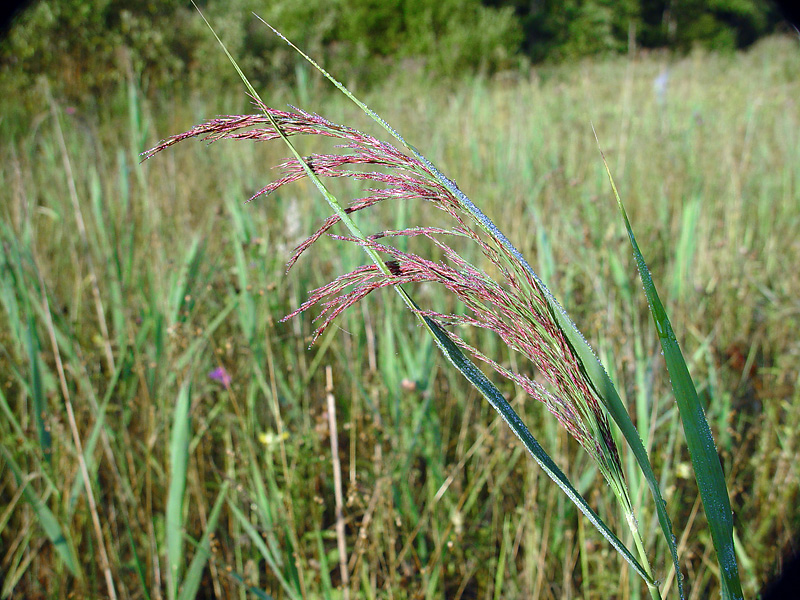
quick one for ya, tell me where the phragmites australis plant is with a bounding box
[144,12,743,600]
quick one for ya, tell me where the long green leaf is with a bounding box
[25,313,50,462]
[228,501,301,600]
[598,150,743,600]
[68,345,129,515]
[419,314,652,583]
[166,380,192,600]
[124,512,152,600]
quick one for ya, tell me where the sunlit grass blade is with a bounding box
[598,145,743,600]
[124,513,152,600]
[227,571,278,600]
[560,305,684,599]
[248,458,284,567]
[166,380,192,600]
[68,346,128,513]
[228,500,302,600]
[173,296,239,376]
[1,527,36,597]
[312,526,334,600]
[3,235,52,463]
[24,315,51,463]
[167,235,206,326]
[188,10,657,589]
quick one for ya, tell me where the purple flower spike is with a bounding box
[209,366,232,388]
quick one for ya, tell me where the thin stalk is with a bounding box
[325,366,351,599]
[608,468,661,599]
[624,503,661,600]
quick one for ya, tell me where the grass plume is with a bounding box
[144,103,628,484]
[144,93,663,595]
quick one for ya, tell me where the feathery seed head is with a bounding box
[144,106,625,487]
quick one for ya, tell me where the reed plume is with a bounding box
[144,102,629,498]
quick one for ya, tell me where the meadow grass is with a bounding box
[1,35,799,599]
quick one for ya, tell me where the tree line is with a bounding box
[0,0,786,98]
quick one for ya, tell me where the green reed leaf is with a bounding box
[598,141,743,600]
[166,380,191,600]
[1,447,80,578]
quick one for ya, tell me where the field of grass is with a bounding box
[1,34,799,599]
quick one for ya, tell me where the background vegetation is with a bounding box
[0,0,786,100]
[1,2,799,599]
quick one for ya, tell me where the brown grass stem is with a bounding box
[325,366,351,599]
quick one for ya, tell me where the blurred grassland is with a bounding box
[1,34,799,599]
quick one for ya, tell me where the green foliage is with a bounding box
[0,0,522,99]
[251,0,523,82]
[535,0,639,59]
[1,0,783,103]
[0,0,205,98]
[491,0,780,60]
[674,0,775,50]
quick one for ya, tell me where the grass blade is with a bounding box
[227,500,302,600]
[24,315,51,463]
[597,143,743,600]
[227,571,278,600]
[419,313,653,583]
[124,514,152,600]
[166,380,192,600]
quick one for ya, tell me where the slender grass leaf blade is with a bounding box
[418,314,653,584]
[166,380,192,600]
[227,571,277,600]
[124,512,152,600]
[25,317,51,463]
[68,346,128,515]
[227,500,301,600]
[599,150,742,600]
[260,20,683,596]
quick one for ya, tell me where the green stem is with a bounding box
[609,475,661,600]
[625,508,661,600]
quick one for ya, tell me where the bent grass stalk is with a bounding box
[144,12,741,598]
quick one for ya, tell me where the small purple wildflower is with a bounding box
[209,366,232,388]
